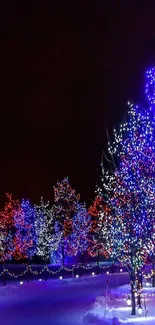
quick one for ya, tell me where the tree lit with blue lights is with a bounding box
[97,67,155,315]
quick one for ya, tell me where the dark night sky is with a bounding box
[1,2,155,206]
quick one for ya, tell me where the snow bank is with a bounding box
[84,313,120,325]
[83,294,122,325]
[85,283,155,325]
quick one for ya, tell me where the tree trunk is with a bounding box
[3,273,6,286]
[152,257,155,287]
[131,282,136,315]
[81,253,84,267]
[111,263,114,274]
[130,272,136,315]
[137,293,141,306]
[137,268,142,305]
[27,264,30,282]
[96,251,99,275]
[3,265,6,286]
[62,246,64,267]
[45,258,48,281]
[138,268,143,288]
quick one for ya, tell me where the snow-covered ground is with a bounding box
[0,271,155,325]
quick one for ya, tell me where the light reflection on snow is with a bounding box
[121,316,155,323]
[143,287,155,291]
[115,307,131,311]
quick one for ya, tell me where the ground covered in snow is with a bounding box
[0,271,155,325]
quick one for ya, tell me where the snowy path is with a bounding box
[0,273,129,325]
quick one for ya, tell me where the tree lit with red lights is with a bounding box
[0,193,20,262]
[88,197,109,259]
[52,177,80,264]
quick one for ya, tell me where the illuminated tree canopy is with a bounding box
[97,67,155,314]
